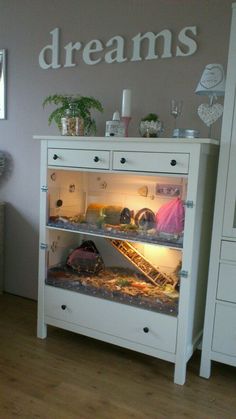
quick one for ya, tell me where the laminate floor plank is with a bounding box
[0,293,235,419]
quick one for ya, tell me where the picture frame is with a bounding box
[0,49,7,119]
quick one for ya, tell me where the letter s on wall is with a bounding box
[176,26,198,57]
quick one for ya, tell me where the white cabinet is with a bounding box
[0,202,4,293]
[223,132,236,238]
[35,135,218,385]
[200,3,236,378]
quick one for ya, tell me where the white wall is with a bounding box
[0,0,232,299]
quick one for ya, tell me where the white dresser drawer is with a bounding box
[217,263,236,303]
[45,285,177,354]
[112,151,189,174]
[48,148,110,170]
[220,240,236,262]
[212,302,236,356]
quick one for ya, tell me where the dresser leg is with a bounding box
[174,361,187,385]
[37,320,47,339]
[200,353,211,378]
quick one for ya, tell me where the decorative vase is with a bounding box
[139,120,163,138]
[61,102,84,136]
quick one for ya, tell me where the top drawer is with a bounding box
[220,240,236,262]
[112,151,189,174]
[48,148,110,170]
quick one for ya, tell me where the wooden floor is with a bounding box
[0,294,235,419]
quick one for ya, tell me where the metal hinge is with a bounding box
[41,185,48,192]
[179,270,189,278]
[40,243,48,250]
[184,200,194,208]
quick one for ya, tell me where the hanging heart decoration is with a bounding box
[197,103,224,127]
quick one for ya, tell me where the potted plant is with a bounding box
[142,112,159,122]
[43,94,103,136]
[139,113,163,138]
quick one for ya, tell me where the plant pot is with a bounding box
[61,115,84,136]
[139,120,163,138]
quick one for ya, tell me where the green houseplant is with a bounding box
[141,113,159,122]
[43,94,103,136]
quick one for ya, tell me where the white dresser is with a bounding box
[200,3,236,377]
[35,135,218,385]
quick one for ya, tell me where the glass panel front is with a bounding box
[47,170,187,248]
[45,169,187,316]
[46,230,182,316]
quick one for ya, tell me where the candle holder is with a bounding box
[121,116,132,137]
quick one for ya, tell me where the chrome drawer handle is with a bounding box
[61,304,67,310]
[143,327,149,333]
[170,159,177,166]
[120,157,126,164]
[94,156,99,162]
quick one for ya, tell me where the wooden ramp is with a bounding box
[109,239,176,288]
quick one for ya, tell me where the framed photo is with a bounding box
[0,49,6,119]
[156,183,182,197]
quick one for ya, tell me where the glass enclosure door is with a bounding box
[45,169,188,316]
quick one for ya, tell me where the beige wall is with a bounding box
[0,0,233,299]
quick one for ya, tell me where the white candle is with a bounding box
[121,89,132,117]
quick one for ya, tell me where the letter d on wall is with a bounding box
[39,28,61,69]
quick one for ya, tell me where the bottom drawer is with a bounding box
[217,263,236,303]
[45,285,177,354]
[212,301,236,356]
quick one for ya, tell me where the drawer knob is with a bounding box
[143,327,149,333]
[61,304,67,310]
[170,159,177,166]
[53,154,59,160]
[94,156,99,162]
[120,157,126,164]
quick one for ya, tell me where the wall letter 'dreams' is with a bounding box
[38,26,198,69]
[64,42,82,68]
[39,28,61,69]
[176,26,198,56]
[105,36,127,63]
[131,30,172,61]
